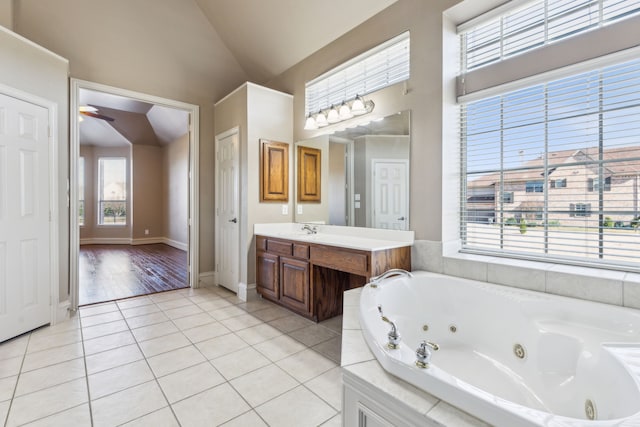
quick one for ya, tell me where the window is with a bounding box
[502,192,514,204]
[79,157,85,226]
[525,181,544,193]
[305,32,410,114]
[458,0,640,269]
[98,157,127,225]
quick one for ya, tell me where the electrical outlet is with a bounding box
[144,229,149,235]
[282,205,288,215]
[297,205,303,215]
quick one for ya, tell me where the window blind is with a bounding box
[305,32,410,115]
[461,57,640,268]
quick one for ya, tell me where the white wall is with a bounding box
[163,134,189,247]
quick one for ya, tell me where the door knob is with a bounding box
[397,217,406,221]
[229,218,238,223]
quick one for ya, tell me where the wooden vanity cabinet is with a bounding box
[256,234,411,321]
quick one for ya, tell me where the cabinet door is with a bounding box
[256,252,279,301]
[280,256,310,315]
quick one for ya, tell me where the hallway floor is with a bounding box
[79,244,189,306]
[0,286,343,426]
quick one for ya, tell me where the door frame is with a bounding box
[214,126,240,294]
[371,159,410,229]
[0,82,59,325]
[69,79,200,310]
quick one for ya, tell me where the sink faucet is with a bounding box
[415,340,439,368]
[301,224,317,234]
[370,268,413,284]
[377,305,401,349]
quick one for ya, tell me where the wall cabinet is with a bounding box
[255,234,411,321]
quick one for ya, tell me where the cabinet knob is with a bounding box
[229,218,238,223]
[397,216,406,221]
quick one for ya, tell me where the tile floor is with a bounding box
[0,286,343,426]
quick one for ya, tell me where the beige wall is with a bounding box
[267,0,462,242]
[132,145,163,240]
[0,0,12,29]
[163,134,189,246]
[294,135,330,224]
[0,27,69,302]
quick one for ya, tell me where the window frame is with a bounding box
[97,157,128,227]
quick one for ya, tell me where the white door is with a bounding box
[372,160,409,230]
[0,92,51,342]
[215,129,240,293]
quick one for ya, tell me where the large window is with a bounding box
[459,0,640,269]
[79,157,85,226]
[98,157,127,225]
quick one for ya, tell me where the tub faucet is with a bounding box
[301,224,317,234]
[415,340,439,369]
[370,269,413,284]
[377,305,401,349]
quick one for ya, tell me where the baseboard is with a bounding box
[162,237,188,251]
[55,300,72,324]
[80,238,131,245]
[131,237,164,246]
[244,283,258,301]
[199,271,216,287]
[80,237,188,250]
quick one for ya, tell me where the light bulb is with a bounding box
[327,105,340,124]
[315,111,328,127]
[338,102,353,120]
[351,95,367,115]
[304,115,317,130]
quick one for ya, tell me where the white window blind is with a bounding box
[305,32,410,115]
[461,57,640,268]
[460,0,640,72]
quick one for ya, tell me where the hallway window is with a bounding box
[79,156,85,226]
[98,157,127,225]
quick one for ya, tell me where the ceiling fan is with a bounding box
[79,105,115,122]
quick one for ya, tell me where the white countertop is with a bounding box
[254,223,414,251]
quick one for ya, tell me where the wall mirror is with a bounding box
[294,110,410,230]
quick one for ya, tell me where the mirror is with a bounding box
[294,110,410,230]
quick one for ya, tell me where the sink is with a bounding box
[277,232,318,240]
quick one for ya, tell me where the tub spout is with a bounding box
[370,269,413,284]
[416,340,439,368]
[377,305,401,349]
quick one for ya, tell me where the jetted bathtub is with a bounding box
[359,271,640,426]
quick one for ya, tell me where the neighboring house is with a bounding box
[467,146,640,227]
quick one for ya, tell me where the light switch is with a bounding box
[297,205,303,214]
[355,194,361,201]
[355,201,361,209]
[282,205,289,215]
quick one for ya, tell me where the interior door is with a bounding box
[0,91,51,342]
[372,160,409,230]
[216,129,240,293]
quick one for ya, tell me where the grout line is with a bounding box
[3,332,31,426]
[78,310,96,426]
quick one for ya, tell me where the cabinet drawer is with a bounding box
[256,236,267,252]
[267,239,293,256]
[310,246,369,276]
[293,243,309,259]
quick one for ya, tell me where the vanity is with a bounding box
[254,223,413,321]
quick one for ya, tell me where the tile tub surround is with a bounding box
[341,288,489,427]
[0,287,342,427]
[412,239,640,308]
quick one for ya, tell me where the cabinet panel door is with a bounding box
[280,256,310,314]
[256,252,279,301]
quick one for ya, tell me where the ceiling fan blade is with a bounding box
[80,111,115,122]
[79,105,98,113]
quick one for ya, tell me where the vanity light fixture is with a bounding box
[303,94,375,130]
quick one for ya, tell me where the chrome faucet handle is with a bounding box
[416,340,439,369]
[377,305,401,349]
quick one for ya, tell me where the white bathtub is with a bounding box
[359,271,640,427]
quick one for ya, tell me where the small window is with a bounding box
[525,181,544,193]
[98,157,127,225]
[588,177,611,192]
[502,192,514,204]
[570,203,591,217]
[550,178,566,189]
[79,157,85,226]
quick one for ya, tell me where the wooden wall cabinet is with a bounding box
[256,234,411,321]
[297,145,321,202]
[260,139,289,202]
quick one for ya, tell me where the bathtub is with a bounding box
[359,271,640,427]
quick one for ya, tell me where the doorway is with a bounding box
[70,79,199,309]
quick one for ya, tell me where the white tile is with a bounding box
[21,403,91,427]
[255,385,337,427]
[117,296,153,310]
[443,256,488,282]
[487,261,548,292]
[88,360,154,399]
[412,240,444,273]
[125,312,170,329]
[624,272,640,309]
[208,305,246,321]
[289,324,338,347]
[172,383,250,426]
[6,378,88,426]
[163,304,204,320]
[305,367,342,410]
[147,345,206,378]
[79,302,118,317]
[83,330,135,355]
[313,336,342,363]
[0,334,29,361]
[254,334,306,362]
[172,312,215,330]
[121,406,179,427]
[31,317,80,337]
[121,304,161,319]
[21,342,84,373]
[230,364,298,407]
[219,410,267,427]
[85,344,144,375]
[268,314,314,333]
[156,297,193,311]
[158,362,225,403]
[276,348,337,383]
[252,306,291,322]
[15,358,86,397]
[238,299,276,313]
[182,321,231,343]
[343,288,362,307]
[427,401,490,426]
[197,298,233,311]
[0,356,22,379]
[0,375,17,401]
[82,320,129,340]
[210,347,271,380]
[0,400,9,425]
[138,332,190,357]
[131,321,180,342]
[26,328,82,353]
[80,311,124,328]
[546,265,624,305]
[319,316,343,334]
[319,414,342,427]
[340,330,372,366]
[91,381,168,427]
[149,291,184,303]
[196,333,248,360]
[235,323,282,345]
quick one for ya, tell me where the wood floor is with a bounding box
[79,244,188,306]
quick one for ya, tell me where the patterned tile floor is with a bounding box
[0,286,343,426]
